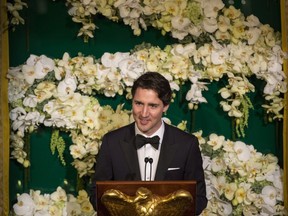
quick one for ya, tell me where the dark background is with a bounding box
[8,0,283,209]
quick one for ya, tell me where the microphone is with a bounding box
[144,157,149,181]
[144,157,153,181]
[148,158,153,181]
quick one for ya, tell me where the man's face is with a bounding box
[132,88,169,136]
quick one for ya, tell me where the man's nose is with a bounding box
[141,106,149,117]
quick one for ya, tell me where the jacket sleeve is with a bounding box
[184,135,208,215]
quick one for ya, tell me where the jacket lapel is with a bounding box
[155,123,178,180]
[120,123,142,180]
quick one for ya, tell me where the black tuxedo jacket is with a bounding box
[91,122,207,215]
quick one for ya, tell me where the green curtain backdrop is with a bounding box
[8,0,283,209]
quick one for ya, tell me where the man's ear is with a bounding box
[163,105,169,113]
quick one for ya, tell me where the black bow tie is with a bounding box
[135,134,160,150]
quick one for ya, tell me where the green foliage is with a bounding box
[235,94,254,137]
[50,129,66,166]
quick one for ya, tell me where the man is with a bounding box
[91,72,207,215]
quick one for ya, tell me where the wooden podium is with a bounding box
[95,181,196,216]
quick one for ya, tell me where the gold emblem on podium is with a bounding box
[101,187,193,216]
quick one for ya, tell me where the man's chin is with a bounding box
[137,124,150,134]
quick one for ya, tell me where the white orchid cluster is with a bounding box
[6,0,287,137]
[6,0,27,28]
[7,54,133,174]
[12,187,96,216]
[54,38,287,138]
[65,1,287,134]
[7,36,286,167]
[65,0,282,48]
[69,104,133,177]
[193,131,286,216]
[65,0,225,41]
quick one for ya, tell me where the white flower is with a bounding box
[218,87,231,99]
[23,94,38,108]
[261,185,277,206]
[30,190,50,212]
[202,17,218,33]
[57,74,77,96]
[67,202,81,215]
[246,27,261,45]
[171,43,196,58]
[207,133,225,151]
[186,82,208,104]
[13,193,36,216]
[211,175,226,195]
[34,81,56,103]
[69,144,88,159]
[7,0,27,25]
[162,117,171,125]
[211,157,225,172]
[22,65,36,85]
[244,14,261,27]
[7,66,30,102]
[215,199,233,215]
[171,16,191,40]
[220,99,243,118]
[224,182,237,201]
[50,187,67,203]
[234,141,251,162]
[118,57,145,86]
[201,0,225,18]
[22,55,55,85]
[211,47,229,65]
[101,52,130,68]
[217,15,230,32]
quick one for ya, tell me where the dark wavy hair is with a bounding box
[131,72,172,106]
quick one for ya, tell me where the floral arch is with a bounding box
[6,0,287,215]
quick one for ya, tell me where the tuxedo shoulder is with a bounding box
[165,124,197,140]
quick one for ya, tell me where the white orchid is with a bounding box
[22,55,55,85]
[211,47,229,65]
[51,187,67,203]
[23,94,38,108]
[70,143,88,159]
[13,193,36,216]
[224,182,237,201]
[195,131,285,215]
[234,141,251,162]
[171,16,191,40]
[13,187,95,216]
[261,186,277,206]
[201,0,225,18]
[211,157,225,172]
[101,52,130,68]
[118,56,145,86]
[6,0,27,26]
[9,107,45,135]
[207,133,225,151]
[186,72,208,106]
[7,66,30,102]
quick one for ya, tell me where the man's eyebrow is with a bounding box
[133,99,142,103]
[133,100,159,106]
[148,103,159,106]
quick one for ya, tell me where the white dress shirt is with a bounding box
[135,121,165,181]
